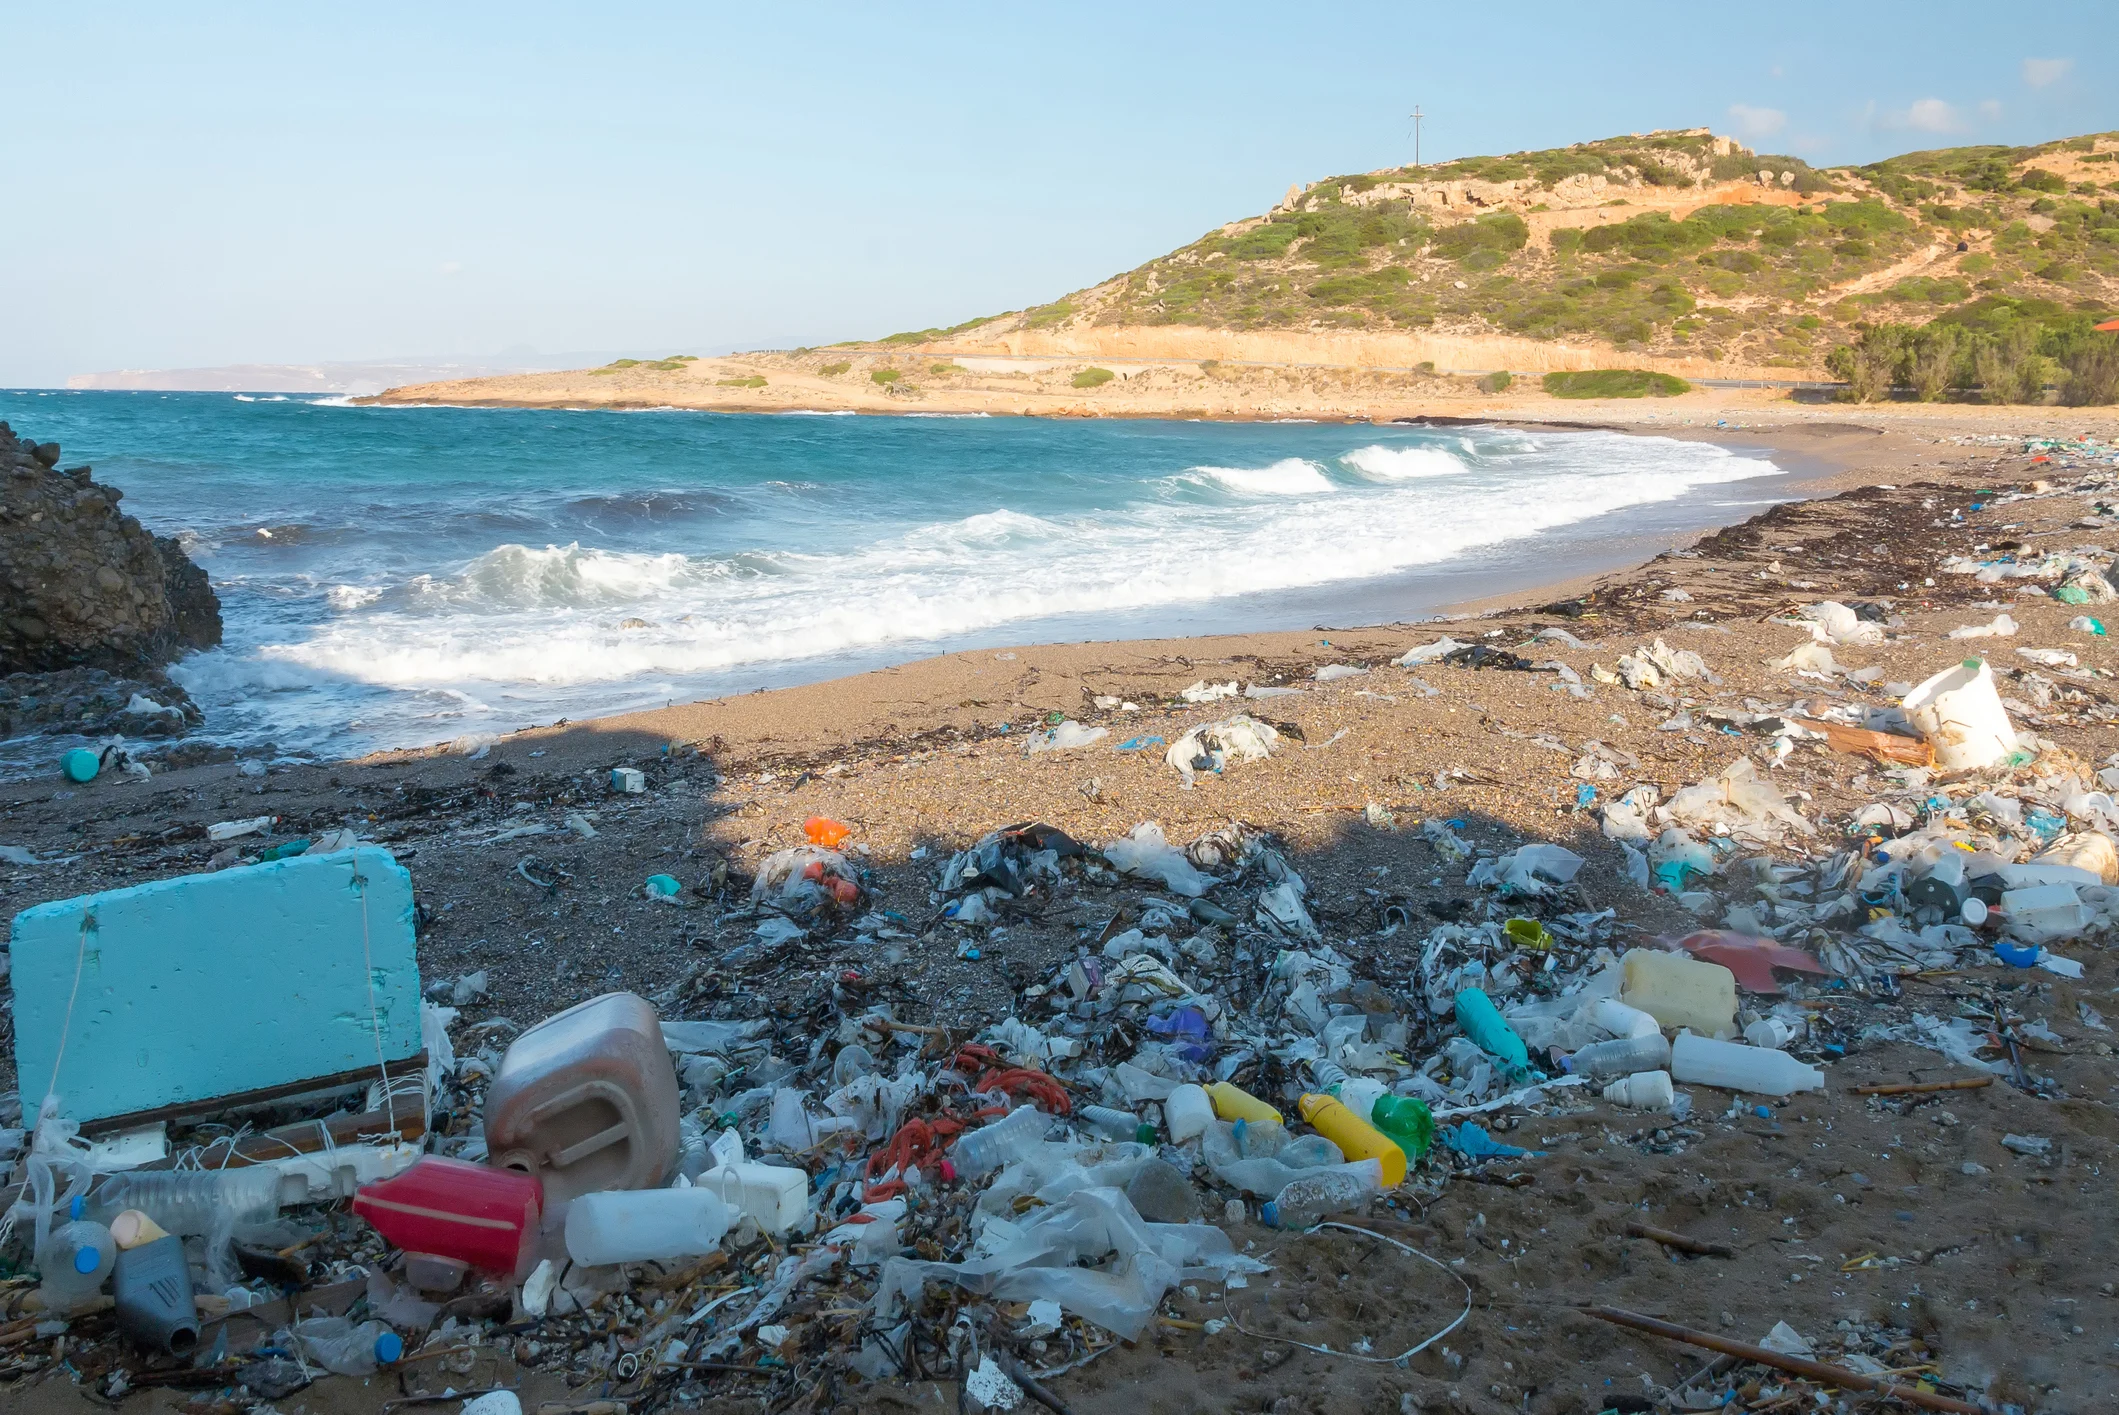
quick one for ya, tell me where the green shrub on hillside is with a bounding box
[817,361,851,377]
[931,363,965,375]
[716,375,766,388]
[1479,371,1513,393]
[1071,367,1115,388]
[871,368,901,385]
[1542,369,1691,398]
[1431,212,1527,263]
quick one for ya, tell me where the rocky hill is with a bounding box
[901,127,2119,381]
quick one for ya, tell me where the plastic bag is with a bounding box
[1102,823,1214,896]
[1164,715,1279,786]
[751,846,860,917]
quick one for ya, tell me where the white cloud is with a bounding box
[1883,98,1963,134]
[2023,57,2072,88]
[1978,98,2004,120]
[1727,103,1787,139]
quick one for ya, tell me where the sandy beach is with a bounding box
[5,403,2118,1410]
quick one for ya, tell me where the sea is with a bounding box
[0,390,1797,770]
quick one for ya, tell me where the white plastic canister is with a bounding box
[1901,659,2017,771]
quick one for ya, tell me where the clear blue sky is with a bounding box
[3,3,2113,386]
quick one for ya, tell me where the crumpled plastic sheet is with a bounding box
[1103,823,1214,897]
[698,1247,843,1359]
[1861,1012,2007,1074]
[750,845,860,917]
[872,1186,1265,1341]
[1397,636,1470,666]
[1796,601,1886,647]
[1165,714,1279,786]
[1664,757,1815,840]
[1026,721,1109,753]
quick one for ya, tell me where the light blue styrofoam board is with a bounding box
[9,845,422,1123]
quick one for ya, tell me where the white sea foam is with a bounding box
[1191,458,1334,496]
[1340,444,1469,480]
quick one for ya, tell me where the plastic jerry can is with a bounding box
[697,1162,810,1234]
[482,992,681,1203]
[1619,950,1737,1038]
[112,1234,200,1355]
[351,1156,543,1278]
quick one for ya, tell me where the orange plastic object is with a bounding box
[804,817,852,848]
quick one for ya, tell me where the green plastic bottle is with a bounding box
[1369,1095,1435,1161]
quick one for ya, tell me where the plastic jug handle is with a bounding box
[546,1121,633,1168]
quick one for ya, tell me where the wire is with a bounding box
[1220,1221,1472,1365]
[352,854,399,1136]
[41,912,95,1112]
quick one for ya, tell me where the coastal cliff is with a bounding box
[0,421,221,740]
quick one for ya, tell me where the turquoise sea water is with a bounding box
[0,390,1792,763]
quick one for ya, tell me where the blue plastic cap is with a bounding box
[68,1195,84,1220]
[374,1330,404,1364]
[1260,1200,1280,1228]
[73,1245,101,1275]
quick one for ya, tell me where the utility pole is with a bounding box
[1410,105,1424,169]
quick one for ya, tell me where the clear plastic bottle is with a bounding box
[1563,1033,1673,1082]
[1260,1158,1382,1229]
[87,1167,279,1237]
[949,1105,1053,1177]
[36,1216,116,1313]
[288,1315,404,1375]
[1308,1059,1352,1092]
[1079,1105,1155,1144]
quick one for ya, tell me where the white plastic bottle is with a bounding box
[565,1187,730,1265]
[1601,1070,1676,1111]
[1564,1033,1672,1082]
[950,1105,1055,1176]
[1670,1031,1822,1096]
[1164,1084,1214,1144]
[36,1217,117,1313]
[1584,996,1663,1040]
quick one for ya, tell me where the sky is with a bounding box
[3,3,2114,387]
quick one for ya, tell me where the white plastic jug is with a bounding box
[1670,1032,1822,1097]
[2001,883,2091,945]
[1619,950,1737,1038]
[1164,1084,1214,1143]
[1601,1070,1675,1111]
[697,1162,809,1234]
[1901,659,2016,771]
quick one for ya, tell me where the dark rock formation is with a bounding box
[0,420,222,676]
[0,666,203,740]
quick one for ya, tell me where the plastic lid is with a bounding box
[1259,1201,1280,1227]
[68,1195,84,1221]
[72,1245,101,1275]
[374,1330,404,1364]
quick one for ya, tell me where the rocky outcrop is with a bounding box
[0,421,222,677]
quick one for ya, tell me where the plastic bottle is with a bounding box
[112,1234,199,1354]
[1453,988,1531,1076]
[288,1316,404,1376]
[1563,1033,1673,1082]
[1079,1105,1156,1144]
[1619,951,1737,1037]
[36,1215,116,1313]
[1583,996,1662,1040]
[949,1106,1054,1177]
[1669,1032,1823,1097]
[1260,1158,1383,1229]
[1164,1084,1214,1143]
[565,1187,730,1266]
[1295,1094,1406,1187]
[1204,1081,1282,1125]
[1601,1070,1676,1111]
[88,1167,279,1238]
[1336,1076,1388,1119]
[1308,1058,1352,1093]
[1369,1095,1435,1161]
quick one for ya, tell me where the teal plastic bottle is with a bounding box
[1453,987,1531,1078]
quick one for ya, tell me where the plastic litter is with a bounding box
[1164,714,1279,785]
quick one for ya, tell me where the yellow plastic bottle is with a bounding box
[1205,1081,1282,1125]
[1296,1093,1407,1187]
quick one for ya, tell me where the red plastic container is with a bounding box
[351,1157,542,1278]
